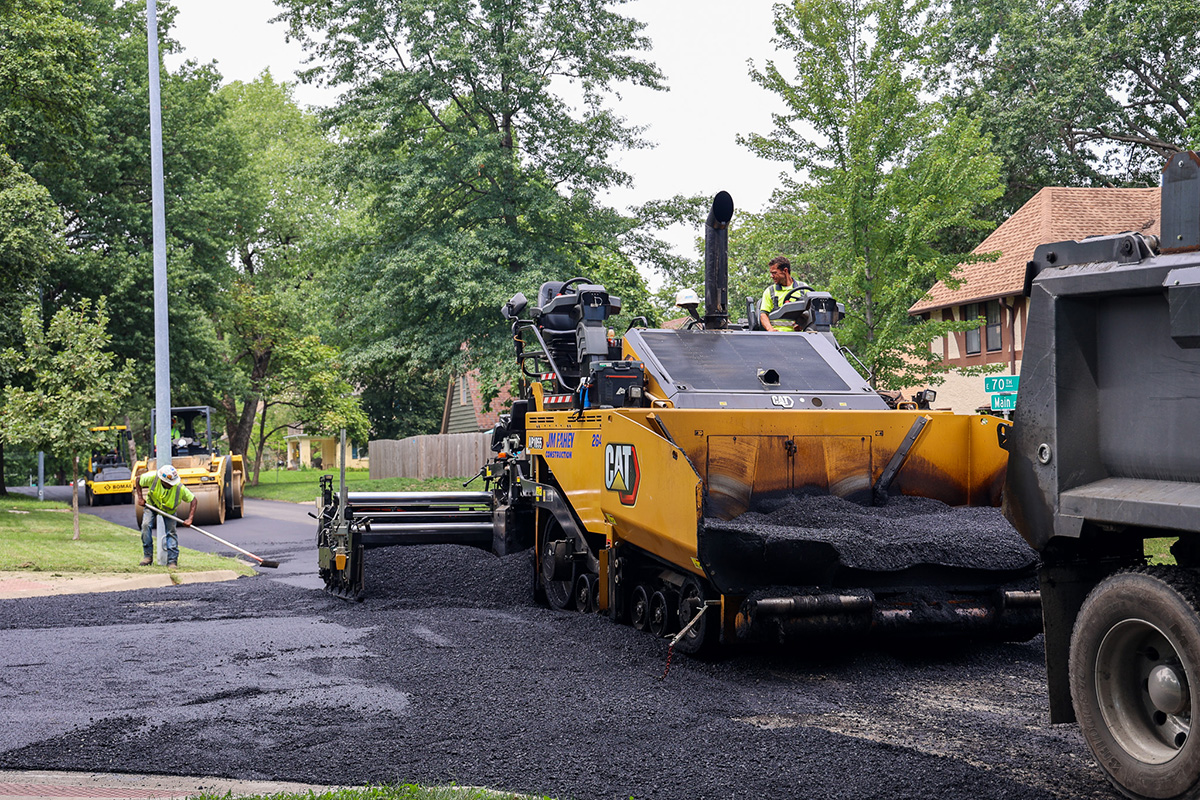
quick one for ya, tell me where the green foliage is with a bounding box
[741,0,1004,389]
[195,784,541,800]
[276,0,667,388]
[357,373,447,441]
[214,73,371,472]
[207,73,374,482]
[0,299,135,536]
[931,0,1200,217]
[4,0,243,411]
[0,149,62,340]
[0,0,98,178]
[0,299,135,455]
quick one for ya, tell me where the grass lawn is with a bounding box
[1146,537,1177,566]
[244,468,474,505]
[0,493,256,575]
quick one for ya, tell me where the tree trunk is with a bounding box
[221,393,260,457]
[251,403,271,487]
[71,454,80,540]
[123,413,137,466]
[0,441,7,496]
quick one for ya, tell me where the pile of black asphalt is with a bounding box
[0,543,1106,800]
[703,492,1036,574]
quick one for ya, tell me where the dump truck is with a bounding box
[1003,151,1200,800]
[85,426,133,506]
[317,192,1042,653]
[133,406,245,526]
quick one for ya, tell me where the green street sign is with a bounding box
[985,375,1020,393]
[991,393,1018,411]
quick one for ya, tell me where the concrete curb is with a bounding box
[0,571,242,600]
[0,769,338,800]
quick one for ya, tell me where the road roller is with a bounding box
[133,405,244,526]
[318,192,1042,654]
[85,425,134,506]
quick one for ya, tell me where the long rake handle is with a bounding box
[144,503,279,568]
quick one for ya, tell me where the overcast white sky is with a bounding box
[165,0,791,269]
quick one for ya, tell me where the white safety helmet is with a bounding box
[157,464,180,486]
[674,288,700,309]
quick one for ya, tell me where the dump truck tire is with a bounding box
[1070,567,1200,800]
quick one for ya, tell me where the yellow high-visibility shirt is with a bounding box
[138,472,195,513]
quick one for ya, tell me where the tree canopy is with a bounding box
[741,0,1005,389]
[931,0,1199,216]
[0,299,134,535]
[275,0,664,392]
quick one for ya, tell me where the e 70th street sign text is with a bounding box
[984,376,1020,393]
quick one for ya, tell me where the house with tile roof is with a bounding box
[908,187,1160,413]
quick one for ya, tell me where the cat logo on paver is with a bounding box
[604,443,640,506]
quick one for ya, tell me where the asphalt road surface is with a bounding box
[0,488,1118,799]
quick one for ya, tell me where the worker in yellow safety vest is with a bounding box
[135,464,197,569]
[759,256,810,331]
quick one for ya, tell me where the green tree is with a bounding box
[741,0,1005,389]
[0,0,98,180]
[0,149,66,494]
[276,0,666,387]
[0,299,135,536]
[5,0,245,410]
[214,73,369,465]
[931,0,1199,217]
[244,336,369,485]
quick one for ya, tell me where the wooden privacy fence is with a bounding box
[369,433,492,479]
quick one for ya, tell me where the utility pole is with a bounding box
[146,0,172,564]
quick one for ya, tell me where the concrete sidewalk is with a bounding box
[0,770,337,800]
[0,571,242,600]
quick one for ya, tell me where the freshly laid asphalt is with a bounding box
[0,486,1118,800]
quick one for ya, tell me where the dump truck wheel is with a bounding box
[85,485,94,507]
[1071,567,1200,800]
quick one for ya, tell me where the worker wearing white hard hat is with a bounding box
[134,464,197,568]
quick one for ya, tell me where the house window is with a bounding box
[459,375,469,405]
[351,442,367,460]
[964,303,981,355]
[986,300,1002,352]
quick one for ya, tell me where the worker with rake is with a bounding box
[136,464,196,569]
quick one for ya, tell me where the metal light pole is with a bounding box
[146,0,172,564]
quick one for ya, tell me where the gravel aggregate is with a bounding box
[705,492,1037,573]
[0,543,1114,800]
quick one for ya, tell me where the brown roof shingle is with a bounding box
[909,188,1160,314]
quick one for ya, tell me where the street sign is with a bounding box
[991,393,1018,411]
[984,375,1020,393]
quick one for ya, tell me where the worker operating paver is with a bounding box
[135,465,197,569]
